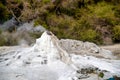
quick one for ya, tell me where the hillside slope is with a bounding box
[1,0,120,45]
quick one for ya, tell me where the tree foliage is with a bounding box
[112,25,120,42]
[1,0,120,45]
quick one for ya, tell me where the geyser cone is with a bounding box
[33,31,71,63]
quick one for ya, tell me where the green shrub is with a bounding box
[0,36,6,46]
[0,29,2,34]
[1,0,119,45]
[34,20,40,27]
[42,0,51,4]
[0,2,5,9]
[98,72,104,78]
[29,32,42,39]
[15,0,21,3]
[80,29,99,43]
[114,5,120,18]
[0,2,11,21]
[88,2,115,19]
[6,38,18,46]
[46,14,73,28]
[42,0,50,4]
[112,25,120,42]
[87,1,119,26]
[1,33,18,46]
[44,13,103,44]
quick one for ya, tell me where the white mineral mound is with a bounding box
[60,39,114,59]
[0,31,120,80]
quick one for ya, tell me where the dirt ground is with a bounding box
[100,44,120,59]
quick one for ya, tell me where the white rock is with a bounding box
[0,31,120,80]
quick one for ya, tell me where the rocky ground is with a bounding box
[0,31,120,80]
[100,44,120,59]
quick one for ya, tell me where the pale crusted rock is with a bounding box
[0,31,120,80]
[60,39,113,59]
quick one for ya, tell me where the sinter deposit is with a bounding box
[0,31,120,80]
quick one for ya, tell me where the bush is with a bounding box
[43,12,104,44]
[0,2,11,22]
[98,72,104,78]
[34,20,40,27]
[87,1,119,26]
[46,14,73,28]
[114,5,120,18]
[0,35,6,46]
[112,25,120,42]
[0,32,18,46]
[29,31,42,39]
[46,14,74,38]
[79,29,100,43]
[1,0,119,45]
[0,29,2,34]
[42,0,50,4]
[88,2,115,19]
